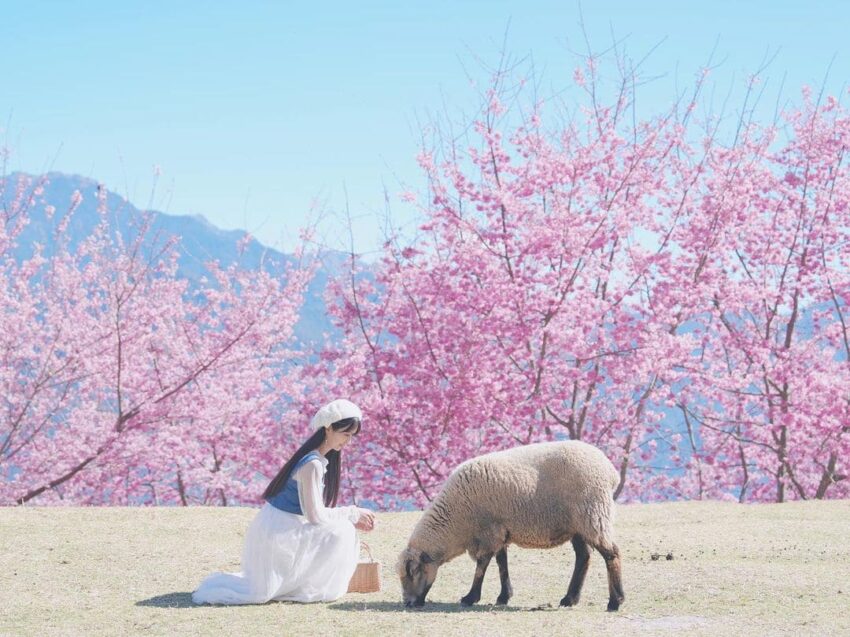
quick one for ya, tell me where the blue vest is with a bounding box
[266,451,324,514]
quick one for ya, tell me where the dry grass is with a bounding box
[1,500,848,636]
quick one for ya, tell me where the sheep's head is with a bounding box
[396,546,439,607]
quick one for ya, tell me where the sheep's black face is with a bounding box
[397,547,438,607]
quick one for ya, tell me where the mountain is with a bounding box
[2,172,349,347]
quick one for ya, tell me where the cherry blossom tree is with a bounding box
[312,56,695,506]
[669,87,850,502]
[316,56,849,506]
[1,173,313,505]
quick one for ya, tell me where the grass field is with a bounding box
[1,500,848,636]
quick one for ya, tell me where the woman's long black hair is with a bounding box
[262,417,361,507]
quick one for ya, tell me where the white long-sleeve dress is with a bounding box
[192,453,360,604]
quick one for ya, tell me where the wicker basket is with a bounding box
[347,542,382,593]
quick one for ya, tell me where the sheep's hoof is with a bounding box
[606,598,623,612]
[559,594,579,607]
[495,595,511,606]
[460,594,480,606]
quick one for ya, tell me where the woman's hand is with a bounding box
[354,508,376,532]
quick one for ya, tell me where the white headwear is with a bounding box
[309,399,362,432]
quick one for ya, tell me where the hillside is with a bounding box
[1,500,847,636]
[2,171,355,347]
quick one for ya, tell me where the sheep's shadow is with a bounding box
[135,594,556,614]
[329,600,548,613]
[135,592,197,609]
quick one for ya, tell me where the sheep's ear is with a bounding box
[421,552,434,564]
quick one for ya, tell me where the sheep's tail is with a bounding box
[609,459,619,492]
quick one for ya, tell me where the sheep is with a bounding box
[396,440,625,611]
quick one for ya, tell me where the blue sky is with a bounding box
[2,1,848,255]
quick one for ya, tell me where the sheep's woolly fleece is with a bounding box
[406,441,620,563]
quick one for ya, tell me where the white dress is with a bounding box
[192,454,360,604]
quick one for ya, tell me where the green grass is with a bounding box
[1,500,848,636]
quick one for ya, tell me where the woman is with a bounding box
[192,399,376,604]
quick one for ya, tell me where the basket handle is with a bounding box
[359,541,376,563]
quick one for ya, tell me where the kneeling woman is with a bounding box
[192,399,375,604]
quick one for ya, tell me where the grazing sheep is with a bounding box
[397,440,624,611]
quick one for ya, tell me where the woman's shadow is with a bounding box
[135,592,196,609]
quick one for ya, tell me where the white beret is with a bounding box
[310,399,362,431]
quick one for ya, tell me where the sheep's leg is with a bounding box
[559,535,590,607]
[460,552,493,606]
[495,547,513,605]
[597,542,625,611]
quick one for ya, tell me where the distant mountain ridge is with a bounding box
[2,171,346,347]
